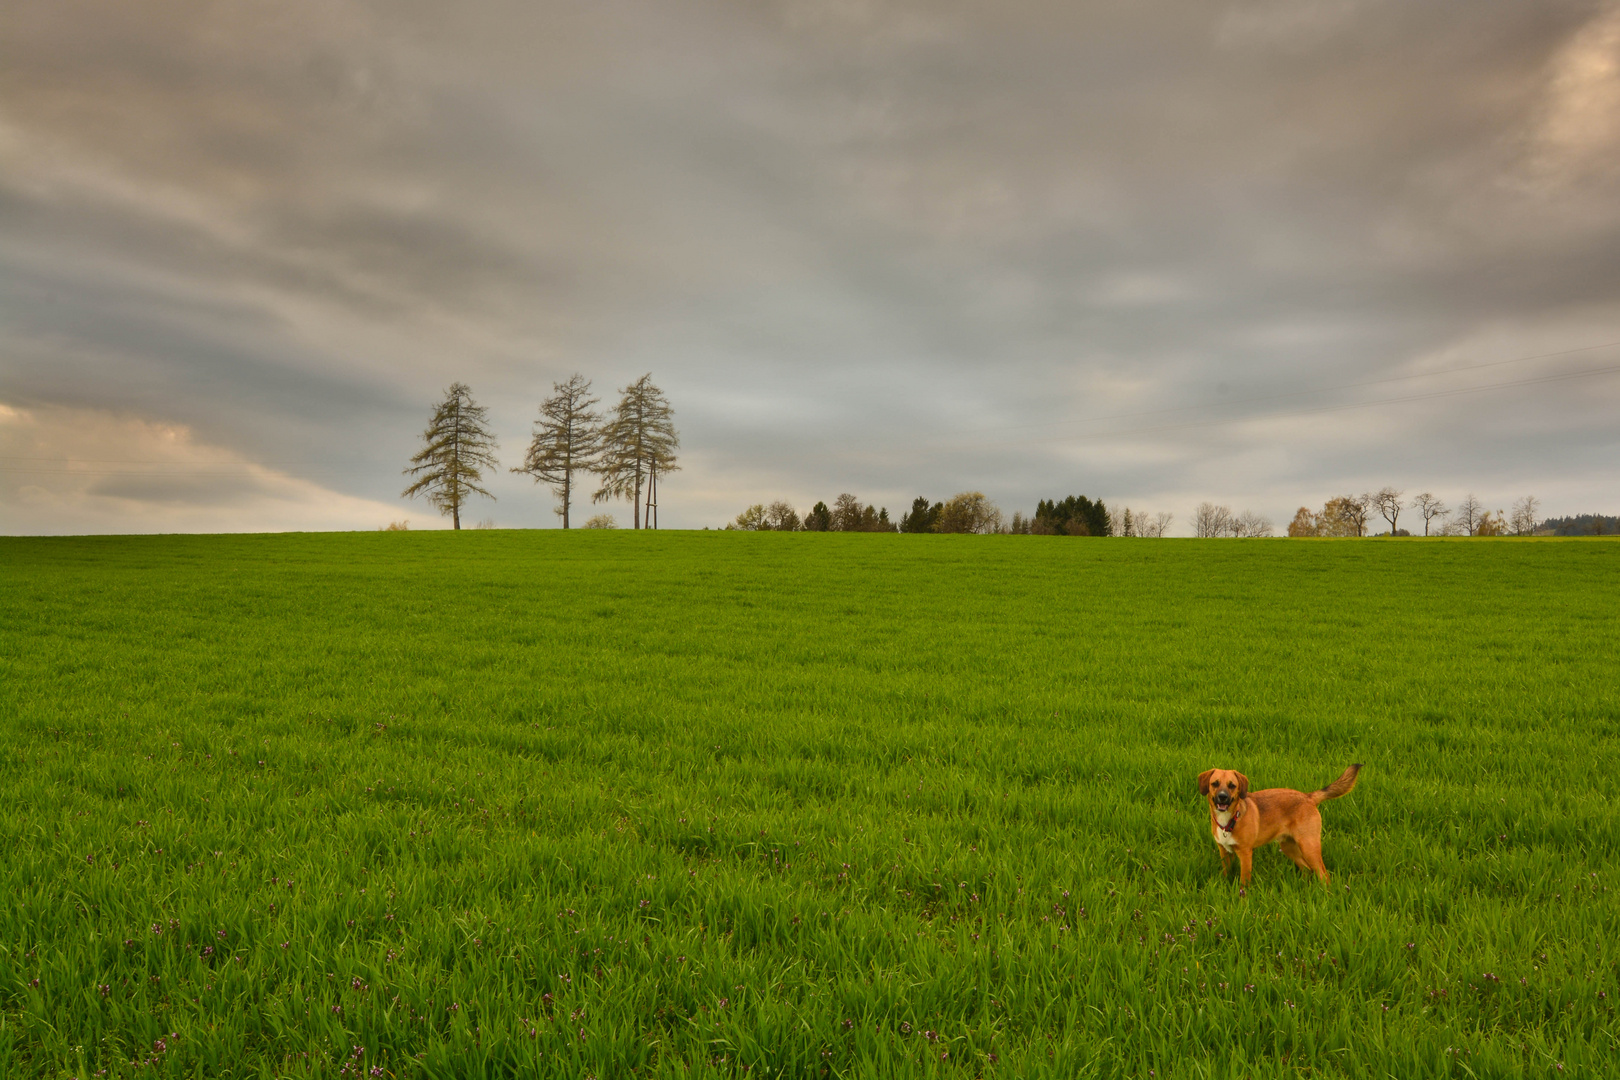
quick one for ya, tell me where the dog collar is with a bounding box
[1217,800,1243,833]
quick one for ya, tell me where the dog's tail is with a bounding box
[1309,764,1363,805]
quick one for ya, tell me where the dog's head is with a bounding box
[1197,768,1249,812]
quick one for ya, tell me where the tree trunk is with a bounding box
[633,469,642,529]
[453,505,460,530]
[562,472,570,529]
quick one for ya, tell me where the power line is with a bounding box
[0,456,376,465]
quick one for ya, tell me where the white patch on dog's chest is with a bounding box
[1213,808,1239,849]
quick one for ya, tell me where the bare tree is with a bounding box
[831,493,865,531]
[595,374,679,529]
[765,500,801,531]
[1234,510,1274,538]
[1143,511,1173,538]
[511,374,601,529]
[1455,493,1484,536]
[402,382,499,530]
[1510,495,1540,537]
[1372,487,1404,535]
[1346,493,1372,536]
[1194,502,1234,537]
[935,492,1003,533]
[1114,507,1160,537]
[1411,492,1448,536]
[1315,495,1368,537]
[1111,506,1167,537]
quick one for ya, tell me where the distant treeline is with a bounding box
[1287,490,1548,538]
[1539,514,1619,536]
[728,488,1609,539]
[728,493,1174,536]
[727,493,1000,534]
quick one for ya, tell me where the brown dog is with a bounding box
[1197,764,1362,886]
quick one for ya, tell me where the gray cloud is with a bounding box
[87,472,271,507]
[3,0,1619,534]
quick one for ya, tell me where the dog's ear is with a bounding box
[1235,772,1250,799]
[1197,769,1214,797]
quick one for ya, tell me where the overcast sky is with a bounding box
[3,0,1618,534]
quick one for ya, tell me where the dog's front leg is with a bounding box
[1217,845,1232,877]
[1237,847,1254,887]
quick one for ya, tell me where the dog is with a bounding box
[1197,764,1362,886]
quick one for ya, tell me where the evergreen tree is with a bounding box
[401,382,499,530]
[1033,494,1111,536]
[594,374,679,529]
[511,374,602,528]
[900,496,942,533]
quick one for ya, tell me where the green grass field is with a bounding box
[2,532,1617,1079]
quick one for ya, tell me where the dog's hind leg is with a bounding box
[1292,818,1331,884]
[1279,838,1312,875]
